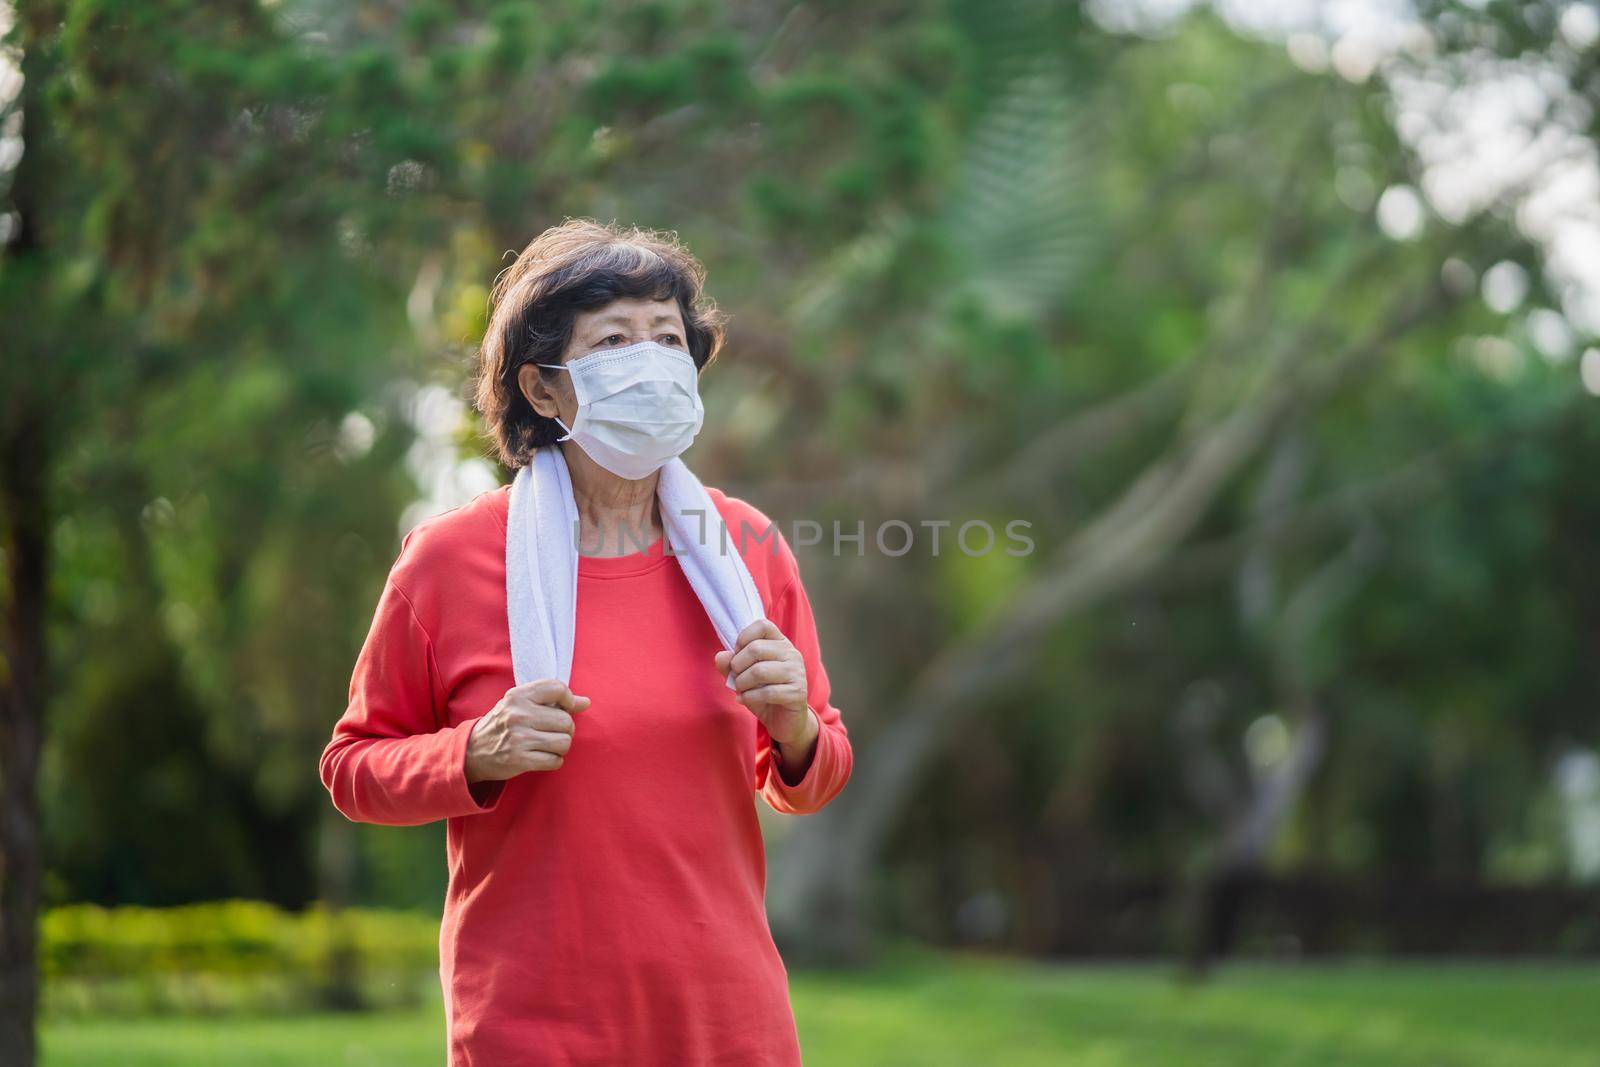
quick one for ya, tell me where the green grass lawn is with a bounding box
[42,950,1600,1066]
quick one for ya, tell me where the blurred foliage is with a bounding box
[40,902,438,1016]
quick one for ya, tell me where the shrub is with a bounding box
[41,901,441,1017]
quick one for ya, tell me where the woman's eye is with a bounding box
[659,333,683,347]
[600,334,625,346]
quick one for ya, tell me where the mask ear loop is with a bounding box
[533,363,577,443]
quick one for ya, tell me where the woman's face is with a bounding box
[519,297,689,429]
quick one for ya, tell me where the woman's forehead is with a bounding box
[576,298,683,330]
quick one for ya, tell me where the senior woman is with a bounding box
[319,219,852,1066]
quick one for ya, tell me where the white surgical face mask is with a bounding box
[536,339,705,480]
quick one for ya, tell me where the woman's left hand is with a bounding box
[715,619,815,746]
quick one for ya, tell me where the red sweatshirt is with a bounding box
[319,482,852,1066]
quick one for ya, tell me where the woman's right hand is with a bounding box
[464,679,590,783]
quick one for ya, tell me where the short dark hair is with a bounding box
[473,218,727,468]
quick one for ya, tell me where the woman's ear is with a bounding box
[518,363,564,420]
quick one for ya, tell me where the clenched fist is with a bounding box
[714,618,815,748]
[465,679,590,784]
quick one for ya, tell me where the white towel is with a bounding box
[505,446,765,690]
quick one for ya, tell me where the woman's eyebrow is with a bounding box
[590,313,682,330]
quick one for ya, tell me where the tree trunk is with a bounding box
[1178,707,1328,978]
[1178,466,1379,978]
[315,814,367,1011]
[2,9,64,1061]
[0,410,48,1067]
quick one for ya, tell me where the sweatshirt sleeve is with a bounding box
[319,569,504,826]
[754,549,853,816]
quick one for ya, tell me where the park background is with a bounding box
[5,0,1600,1064]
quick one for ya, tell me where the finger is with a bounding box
[714,650,733,675]
[523,730,573,756]
[511,682,586,715]
[734,659,793,692]
[504,705,544,730]
[508,678,565,703]
[732,618,781,651]
[530,679,580,711]
[522,706,578,736]
[730,639,789,676]
[519,751,565,772]
[736,684,802,708]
